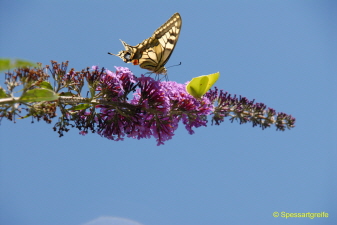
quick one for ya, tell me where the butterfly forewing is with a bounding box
[111,13,182,75]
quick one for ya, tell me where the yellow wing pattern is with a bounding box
[109,13,182,75]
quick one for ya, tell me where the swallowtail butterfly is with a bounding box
[109,13,182,75]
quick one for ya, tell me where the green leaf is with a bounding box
[0,58,38,72]
[20,88,59,102]
[14,59,38,68]
[0,86,8,98]
[0,59,11,71]
[186,72,220,98]
[38,81,53,90]
[68,104,91,111]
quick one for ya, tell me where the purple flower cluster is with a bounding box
[96,67,214,145]
[2,61,295,145]
[206,88,296,131]
[97,66,137,100]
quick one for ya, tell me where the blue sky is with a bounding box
[1,1,336,225]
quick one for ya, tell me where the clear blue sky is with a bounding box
[1,1,336,225]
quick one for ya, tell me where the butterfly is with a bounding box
[186,72,220,98]
[108,13,182,75]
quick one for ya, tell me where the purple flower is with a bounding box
[37,62,295,145]
[96,66,137,100]
[95,73,215,145]
[2,61,295,145]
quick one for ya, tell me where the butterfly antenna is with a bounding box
[108,52,115,55]
[167,62,182,69]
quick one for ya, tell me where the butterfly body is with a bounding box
[110,13,182,75]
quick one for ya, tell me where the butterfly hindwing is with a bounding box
[138,44,165,74]
[111,13,182,75]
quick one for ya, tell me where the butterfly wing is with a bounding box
[153,12,182,70]
[137,43,167,74]
[186,72,220,98]
[112,13,182,75]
